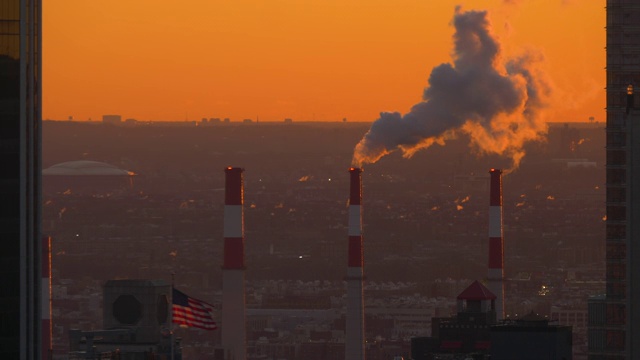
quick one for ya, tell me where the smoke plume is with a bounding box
[352,8,553,170]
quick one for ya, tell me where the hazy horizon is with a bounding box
[44,0,604,123]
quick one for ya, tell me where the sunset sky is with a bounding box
[43,0,604,123]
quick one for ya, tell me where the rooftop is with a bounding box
[456,280,496,301]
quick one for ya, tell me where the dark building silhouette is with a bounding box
[0,1,42,359]
[68,279,178,359]
[411,280,496,360]
[491,312,572,360]
[592,1,640,359]
[412,281,572,360]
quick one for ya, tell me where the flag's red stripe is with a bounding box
[172,295,217,331]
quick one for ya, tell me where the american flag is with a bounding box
[172,288,217,330]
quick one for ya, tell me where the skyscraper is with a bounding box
[0,1,42,359]
[594,1,640,358]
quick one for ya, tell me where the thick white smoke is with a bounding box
[352,8,553,169]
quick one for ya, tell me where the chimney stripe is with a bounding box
[488,206,502,238]
[347,266,364,278]
[223,205,244,238]
[349,167,362,205]
[223,238,245,269]
[348,205,362,236]
[348,236,363,268]
[225,167,243,205]
[488,237,504,269]
[490,168,502,206]
[488,268,503,280]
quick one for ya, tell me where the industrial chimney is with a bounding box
[346,167,365,360]
[488,169,505,320]
[222,167,246,360]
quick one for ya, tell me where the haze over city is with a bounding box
[42,119,605,358]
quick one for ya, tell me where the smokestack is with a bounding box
[42,236,52,360]
[222,167,246,360]
[346,167,365,360]
[488,168,505,320]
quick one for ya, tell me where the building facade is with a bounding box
[68,280,176,359]
[411,280,496,360]
[597,0,640,358]
[491,314,572,360]
[596,97,640,359]
[0,0,42,359]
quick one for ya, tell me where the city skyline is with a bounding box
[26,0,620,358]
[41,119,606,359]
[43,0,604,123]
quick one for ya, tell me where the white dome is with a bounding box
[43,161,135,176]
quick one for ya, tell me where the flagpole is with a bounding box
[171,272,175,360]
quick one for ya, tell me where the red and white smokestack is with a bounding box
[346,167,365,360]
[42,236,52,360]
[222,167,246,360]
[488,168,505,320]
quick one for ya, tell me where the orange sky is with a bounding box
[43,0,604,123]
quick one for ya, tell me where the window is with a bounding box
[607,242,626,259]
[607,205,626,221]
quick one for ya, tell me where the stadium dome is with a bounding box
[43,161,136,176]
[43,161,136,195]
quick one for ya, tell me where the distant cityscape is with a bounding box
[43,120,605,359]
